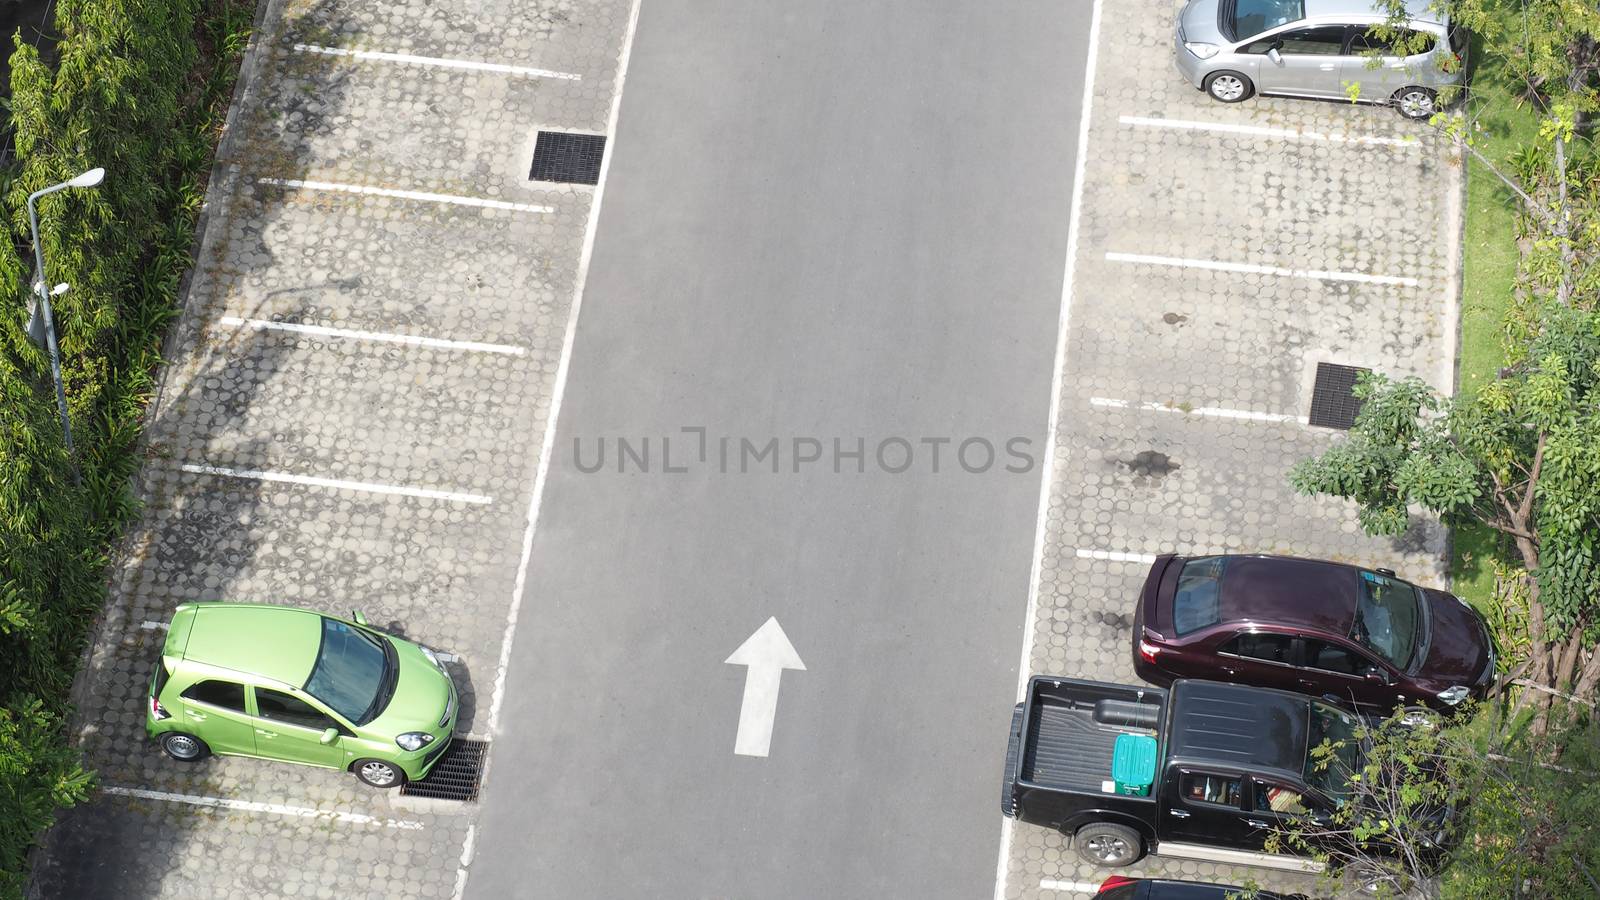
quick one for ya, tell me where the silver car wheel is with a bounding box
[1209,74,1246,102]
[359,761,398,786]
[1397,88,1435,119]
[164,734,201,760]
[1086,835,1130,863]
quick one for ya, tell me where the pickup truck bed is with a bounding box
[1023,705,1124,789]
[1018,679,1165,793]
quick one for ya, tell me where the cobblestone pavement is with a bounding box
[30,0,634,896]
[998,1,1461,898]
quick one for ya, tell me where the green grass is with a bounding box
[1448,33,1539,613]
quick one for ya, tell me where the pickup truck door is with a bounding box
[1248,778,1335,850]
[1161,768,1260,850]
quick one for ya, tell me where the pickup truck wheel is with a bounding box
[1075,822,1143,866]
[1348,860,1400,894]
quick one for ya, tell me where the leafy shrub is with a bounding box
[0,0,249,892]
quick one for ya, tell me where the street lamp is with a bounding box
[25,166,104,459]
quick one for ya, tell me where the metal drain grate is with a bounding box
[400,738,486,802]
[529,131,606,185]
[1308,363,1371,430]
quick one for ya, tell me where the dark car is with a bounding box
[1132,554,1495,712]
[1094,876,1307,899]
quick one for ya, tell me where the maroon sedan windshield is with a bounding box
[1352,571,1421,669]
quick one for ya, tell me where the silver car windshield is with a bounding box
[1231,0,1305,39]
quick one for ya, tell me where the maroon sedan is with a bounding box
[1132,554,1495,712]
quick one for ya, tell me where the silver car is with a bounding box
[1174,0,1465,119]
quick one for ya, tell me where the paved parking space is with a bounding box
[41,786,468,900]
[31,0,634,896]
[998,0,1460,896]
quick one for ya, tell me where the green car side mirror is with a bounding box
[351,610,368,626]
[320,727,339,745]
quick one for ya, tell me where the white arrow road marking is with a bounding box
[724,617,805,758]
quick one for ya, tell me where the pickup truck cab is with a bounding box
[1001,675,1361,870]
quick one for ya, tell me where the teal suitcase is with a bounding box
[1111,732,1158,797]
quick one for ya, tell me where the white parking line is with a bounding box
[1090,396,1309,425]
[257,178,552,214]
[452,824,477,899]
[180,463,493,504]
[139,621,169,631]
[1040,880,1105,895]
[103,786,424,830]
[218,316,527,355]
[1104,251,1420,287]
[1119,114,1419,148]
[996,0,1105,897]
[1076,548,1158,564]
[291,44,582,81]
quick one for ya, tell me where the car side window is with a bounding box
[1248,25,1349,56]
[1252,779,1310,814]
[1351,27,1436,56]
[1219,632,1295,664]
[180,679,247,712]
[1240,34,1280,54]
[255,688,339,731]
[1304,639,1367,676]
[1180,771,1242,808]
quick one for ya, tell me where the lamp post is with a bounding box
[26,166,104,459]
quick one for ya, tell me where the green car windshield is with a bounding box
[1304,701,1361,803]
[304,618,390,724]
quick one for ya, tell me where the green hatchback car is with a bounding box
[146,603,457,788]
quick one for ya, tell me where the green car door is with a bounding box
[250,686,347,768]
[176,679,256,756]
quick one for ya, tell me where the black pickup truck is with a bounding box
[1001,675,1363,871]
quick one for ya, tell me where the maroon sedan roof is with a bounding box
[1215,555,1359,633]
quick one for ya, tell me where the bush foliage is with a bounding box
[0,0,248,894]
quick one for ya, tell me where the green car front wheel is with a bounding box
[353,758,405,788]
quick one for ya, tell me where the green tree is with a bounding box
[1292,302,1600,720]
[1375,0,1600,304]
[0,0,251,892]
[1262,710,1600,899]
[1300,0,1599,729]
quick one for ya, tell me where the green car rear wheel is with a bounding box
[161,732,209,762]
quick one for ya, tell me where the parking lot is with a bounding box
[29,0,635,896]
[995,0,1460,896]
[28,0,1465,897]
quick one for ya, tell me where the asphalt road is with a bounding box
[469,2,1092,897]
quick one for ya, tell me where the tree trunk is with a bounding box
[1554,130,1572,306]
[1531,635,1583,737]
[1572,646,1600,706]
[1555,635,1582,690]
